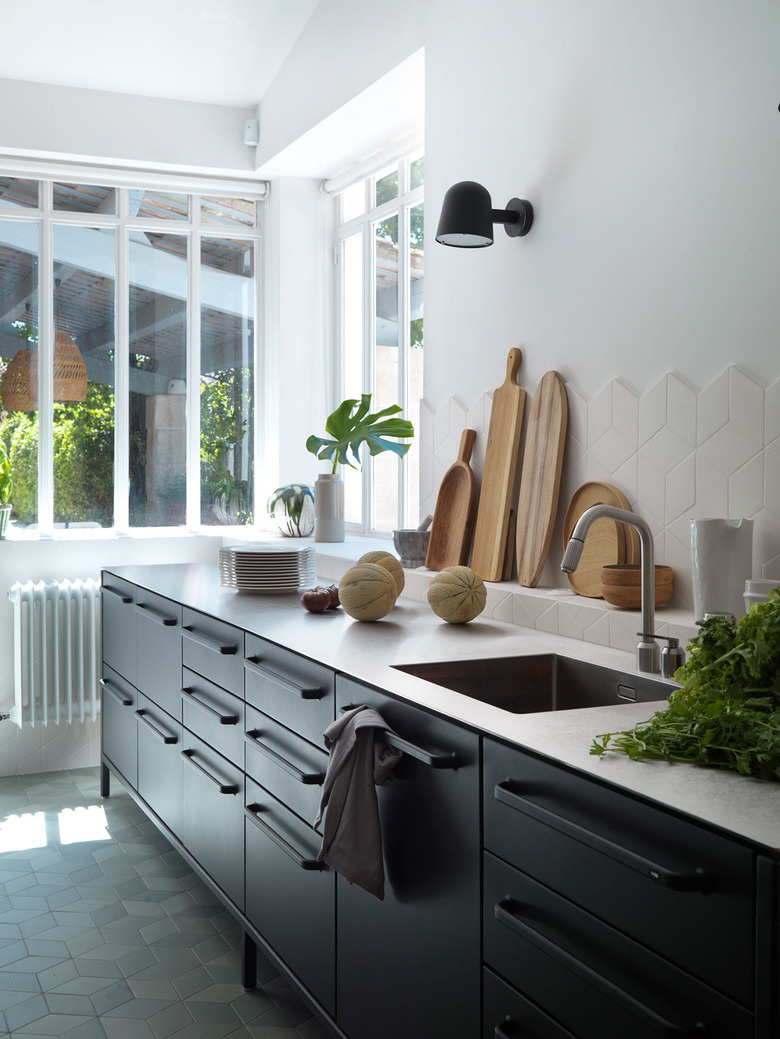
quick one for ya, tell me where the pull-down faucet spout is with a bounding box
[561,505,661,674]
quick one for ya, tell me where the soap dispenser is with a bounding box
[658,636,685,679]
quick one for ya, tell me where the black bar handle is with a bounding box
[244,658,323,700]
[101,585,132,604]
[183,627,238,655]
[99,677,132,707]
[182,687,239,725]
[245,731,325,785]
[494,1022,525,1039]
[135,602,177,626]
[494,901,704,1038]
[494,783,705,892]
[136,709,178,744]
[181,749,239,794]
[245,804,324,870]
[340,705,459,769]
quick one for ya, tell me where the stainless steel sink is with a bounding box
[392,654,672,714]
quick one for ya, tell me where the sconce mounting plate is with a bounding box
[504,198,534,238]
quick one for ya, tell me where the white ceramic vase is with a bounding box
[690,518,753,622]
[314,473,345,543]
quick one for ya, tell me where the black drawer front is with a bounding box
[245,779,335,1016]
[244,634,334,747]
[100,664,138,788]
[101,574,137,684]
[181,731,244,912]
[484,852,753,1039]
[244,705,327,827]
[484,738,755,1007]
[182,669,243,766]
[135,589,182,717]
[182,608,243,696]
[136,692,182,838]
[483,968,578,1039]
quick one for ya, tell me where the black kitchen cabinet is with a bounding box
[100,664,137,788]
[135,588,182,717]
[334,675,481,1039]
[136,691,183,837]
[101,576,137,685]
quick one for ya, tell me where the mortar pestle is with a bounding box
[393,516,433,568]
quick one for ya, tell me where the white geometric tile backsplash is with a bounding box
[418,365,780,652]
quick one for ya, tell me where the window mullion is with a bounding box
[37,185,54,534]
[365,219,376,535]
[398,201,410,529]
[186,221,200,528]
[113,192,130,530]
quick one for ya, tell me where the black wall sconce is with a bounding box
[435,180,533,247]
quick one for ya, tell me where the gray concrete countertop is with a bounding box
[104,562,780,854]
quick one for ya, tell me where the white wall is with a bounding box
[0,78,256,175]
[424,0,780,405]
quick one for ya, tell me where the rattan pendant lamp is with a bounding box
[1,286,88,412]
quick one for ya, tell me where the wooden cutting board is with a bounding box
[515,372,568,587]
[470,349,527,582]
[562,481,637,596]
[425,429,480,570]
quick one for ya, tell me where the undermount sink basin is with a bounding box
[392,654,672,714]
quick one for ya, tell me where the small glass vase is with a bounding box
[314,473,345,543]
[267,485,315,537]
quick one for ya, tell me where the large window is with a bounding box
[0,176,260,533]
[334,151,423,535]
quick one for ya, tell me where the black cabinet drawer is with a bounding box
[245,779,335,1016]
[181,731,244,911]
[100,664,137,788]
[101,574,137,684]
[484,738,755,1007]
[244,705,327,826]
[484,967,578,1039]
[135,589,182,717]
[484,851,753,1039]
[182,669,243,766]
[136,692,182,838]
[182,608,243,696]
[244,634,334,747]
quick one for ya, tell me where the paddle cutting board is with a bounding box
[425,429,479,570]
[470,348,527,582]
[515,372,568,587]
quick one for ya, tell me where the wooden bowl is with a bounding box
[600,564,673,608]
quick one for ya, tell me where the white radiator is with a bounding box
[8,579,101,727]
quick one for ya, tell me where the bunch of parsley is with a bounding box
[591,588,780,780]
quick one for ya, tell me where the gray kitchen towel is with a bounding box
[314,705,402,900]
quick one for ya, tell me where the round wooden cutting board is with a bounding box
[562,482,637,597]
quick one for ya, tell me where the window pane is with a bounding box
[133,190,188,221]
[201,197,256,228]
[0,219,39,529]
[410,156,425,190]
[341,182,365,223]
[200,237,254,525]
[343,233,363,526]
[53,183,116,214]
[0,177,39,209]
[375,167,399,207]
[52,226,115,528]
[373,214,399,531]
[129,233,187,526]
[407,202,424,526]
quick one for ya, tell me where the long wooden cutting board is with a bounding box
[470,349,526,582]
[425,429,479,570]
[515,371,568,587]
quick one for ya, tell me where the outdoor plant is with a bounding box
[306,393,414,474]
[0,441,11,505]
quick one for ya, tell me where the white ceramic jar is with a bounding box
[743,579,779,613]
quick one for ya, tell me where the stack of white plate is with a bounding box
[219,543,317,593]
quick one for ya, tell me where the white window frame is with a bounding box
[0,165,265,537]
[330,147,423,536]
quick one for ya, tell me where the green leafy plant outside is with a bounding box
[306,393,414,475]
[592,589,780,780]
[0,440,12,505]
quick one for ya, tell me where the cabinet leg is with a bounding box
[242,932,257,990]
[100,763,110,798]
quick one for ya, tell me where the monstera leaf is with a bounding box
[306,394,414,474]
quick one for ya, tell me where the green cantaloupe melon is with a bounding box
[427,566,487,624]
[339,563,398,621]
[357,550,405,597]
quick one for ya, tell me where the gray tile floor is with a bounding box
[0,768,332,1039]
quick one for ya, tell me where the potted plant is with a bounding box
[0,441,13,539]
[306,393,414,542]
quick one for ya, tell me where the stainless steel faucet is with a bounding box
[561,504,662,674]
